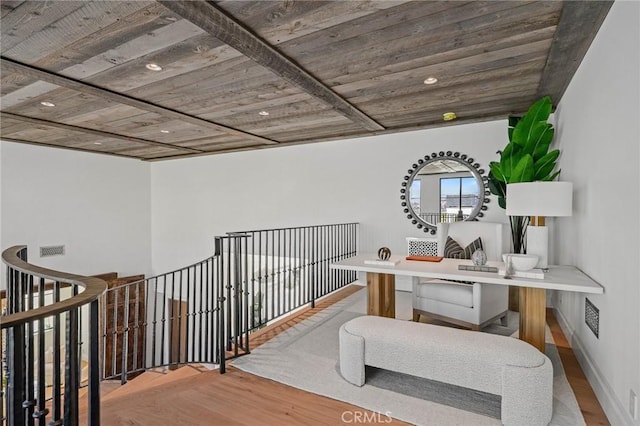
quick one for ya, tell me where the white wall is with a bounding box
[150,121,509,276]
[552,2,640,425]
[1,141,152,278]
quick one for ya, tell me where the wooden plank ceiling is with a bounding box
[0,1,612,161]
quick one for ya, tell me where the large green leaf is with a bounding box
[526,123,555,161]
[511,97,552,146]
[489,162,507,183]
[499,142,523,180]
[534,150,560,180]
[487,172,506,197]
[498,196,506,209]
[507,115,521,142]
[510,154,534,183]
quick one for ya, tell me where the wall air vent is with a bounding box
[585,297,599,338]
[40,245,65,257]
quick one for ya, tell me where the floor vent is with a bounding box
[585,297,599,338]
[40,245,65,257]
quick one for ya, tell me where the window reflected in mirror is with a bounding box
[401,152,489,234]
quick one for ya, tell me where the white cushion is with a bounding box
[415,279,473,308]
[339,316,554,426]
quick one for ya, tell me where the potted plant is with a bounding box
[488,96,561,253]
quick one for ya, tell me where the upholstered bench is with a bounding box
[339,315,553,426]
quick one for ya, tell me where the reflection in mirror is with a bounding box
[401,152,490,234]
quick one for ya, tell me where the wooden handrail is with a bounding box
[1,245,107,329]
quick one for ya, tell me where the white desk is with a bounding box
[331,255,603,351]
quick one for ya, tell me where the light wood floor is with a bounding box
[100,284,608,425]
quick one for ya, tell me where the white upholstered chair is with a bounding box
[412,222,508,330]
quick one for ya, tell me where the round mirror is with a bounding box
[400,151,490,234]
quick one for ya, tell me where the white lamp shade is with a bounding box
[506,182,573,217]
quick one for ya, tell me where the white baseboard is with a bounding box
[554,308,635,426]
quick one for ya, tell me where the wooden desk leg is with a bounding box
[367,272,395,318]
[519,287,546,352]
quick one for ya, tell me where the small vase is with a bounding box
[471,249,487,266]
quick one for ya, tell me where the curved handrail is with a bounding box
[1,245,108,329]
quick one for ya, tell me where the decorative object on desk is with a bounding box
[458,264,498,273]
[487,96,561,255]
[471,249,487,266]
[400,151,490,234]
[377,247,391,261]
[501,253,538,271]
[405,255,443,262]
[506,182,573,269]
[443,236,483,259]
[406,237,437,256]
[503,255,515,279]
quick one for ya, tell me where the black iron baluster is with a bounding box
[265,231,270,326]
[186,267,192,364]
[7,323,26,426]
[250,232,256,330]
[270,230,275,321]
[278,229,283,317]
[88,299,100,426]
[332,225,337,291]
[258,231,263,328]
[35,277,48,425]
[217,240,226,373]
[287,228,292,313]
[231,236,238,352]
[100,291,107,380]
[294,228,299,310]
[6,268,26,426]
[143,279,150,372]
[325,225,329,296]
[210,258,220,364]
[243,235,250,353]
[303,227,308,304]
[121,285,131,383]
[204,260,210,362]
[133,282,141,374]
[177,269,184,367]
[74,284,83,393]
[151,277,159,368]
[160,275,167,367]
[225,238,232,353]
[25,274,35,422]
[64,306,79,425]
[52,281,62,424]
[112,287,119,380]
[198,263,206,362]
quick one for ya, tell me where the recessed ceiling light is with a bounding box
[258,111,269,116]
[145,63,162,71]
[160,129,170,133]
[443,112,457,121]
[40,101,55,107]
[423,77,438,85]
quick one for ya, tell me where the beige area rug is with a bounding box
[233,287,584,426]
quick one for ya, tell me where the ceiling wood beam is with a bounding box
[0,56,279,146]
[0,111,205,154]
[0,136,140,160]
[157,0,385,132]
[536,1,613,103]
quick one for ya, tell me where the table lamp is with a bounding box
[505,182,573,269]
